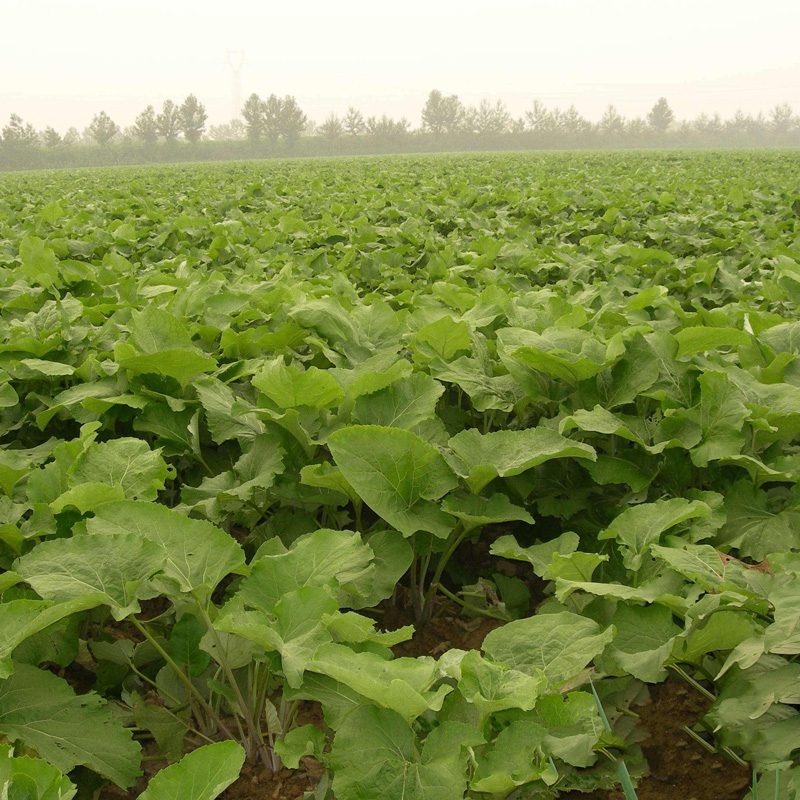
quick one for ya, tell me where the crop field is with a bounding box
[1,150,800,800]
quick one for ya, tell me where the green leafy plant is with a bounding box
[2,149,800,797]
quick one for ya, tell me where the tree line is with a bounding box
[1,91,799,169]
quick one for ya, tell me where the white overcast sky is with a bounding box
[3,0,800,132]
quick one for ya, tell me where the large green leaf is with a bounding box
[69,438,171,501]
[0,744,76,800]
[15,533,163,620]
[471,720,556,795]
[0,596,102,678]
[352,373,444,429]
[253,357,345,409]
[87,501,245,597]
[603,602,681,682]
[237,529,373,613]
[598,497,711,571]
[330,706,482,800]
[447,427,596,493]
[328,425,458,537]
[138,741,244,800]
[482,611,614,688]
[0,664,141,788]
[308,643,453,722]
[456,650,547,718]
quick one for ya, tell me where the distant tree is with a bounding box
[304,119,318,137]
[394,117,411,138]
[525,99,552,132]
[626,117,648,137]
[509,117,526,134]
[343,106,365,136]
[748,112,768,137]
[263,94,283,141]
[179,94,207,142]
[647,98,674,133]
[229,119,246,140]
[87,111,120,145]
[2,114,39,148]
[770,103,795,134]
[133,105,158,144]
[693,112,711,132]
[365,114,409,138]
[62,127,81,146]
[560,105,591,137]
[726,109,751,136]
[277,95,307,143]
[421,90,463,134]
[600,105,625,137]
[460,106,479,134]
[242,93,266,140]
[156,100,181,142]
[42,126,62,148]
[476,99,511,135]
[709,114,724,135]
[209,119,247,141]
[318,112,343,140]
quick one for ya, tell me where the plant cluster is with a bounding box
[0,151,799,798]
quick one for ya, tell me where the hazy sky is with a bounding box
[3,0,800,132]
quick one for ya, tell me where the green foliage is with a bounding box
[2,150,800,797]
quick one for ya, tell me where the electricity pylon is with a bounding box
[225,50,247,121]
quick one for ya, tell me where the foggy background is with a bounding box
[4,0,800,132]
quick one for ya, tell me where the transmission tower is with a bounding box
[226,50,247,121]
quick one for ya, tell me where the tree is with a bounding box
[460,106,479,134]
[525,99,552,132]
[263,94,283,141]
[242,93,266,140]
[42,126,62,148]
[771,103,795,134]
[476,99,511,135]
[87,111,119,145]
[179,94,207,142]
[693,112,711,132]
[277,95,307,143]
[209,119,246,141]
[63,127,81,146]
[626,117,648,137]
[156,100,180,142]
[421,90,463,134]
[318,112,343,140]
[343,107,365,137]
[133,105,158,144]
[600,105,625,137]
[2,114,39,148]
[706,113,724,135]
[647,97,674,133]
[561,105,591,138]
[726,109,751,136]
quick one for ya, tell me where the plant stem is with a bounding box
[409,546,422,619]
[422,523,466,619]
[437,584,508,620]
[682,725,717,754]
[193,596,271,766]
[354,501,363,533]
[668,664,716,702]
[130,617,235,741]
